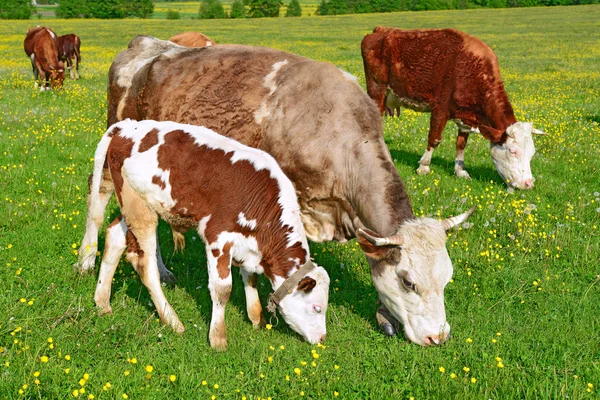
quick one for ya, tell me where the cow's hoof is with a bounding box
[210,337,228,351]
[380,322,398,337]
[455,169,471,179]
[159,268,176,285]
[416,165,431,175]
[95,302,112,315]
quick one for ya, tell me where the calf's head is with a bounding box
[277,265,330,344]
[51,61,65,88]
[357,207,475,346]
[490,122,544,190]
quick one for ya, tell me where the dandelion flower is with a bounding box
[40,356,49,363]
[266,324,272,330]
[122,394,128,399]
[145,365,153,373]
[124,370,130,376]
[202,380,207,386]
[294,368,301,376]
[33,371,40,377]
[463,367,470,373]
[169,375,176,382]
[334,391,339,397]
[450,373,457,379]
[466,338,473,343]
[214,384,219,389]
[471,377,477,384]
[130,358,137,364]
[65,355,71,361]
[497,362,504,368]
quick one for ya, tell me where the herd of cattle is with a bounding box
[24,26,545,349]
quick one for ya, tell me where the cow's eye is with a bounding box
[402,278,417,292]
[313,305,322,314]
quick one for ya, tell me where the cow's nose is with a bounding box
[522,179,534,189]
[424,332,449,346]
[318,334,326,343]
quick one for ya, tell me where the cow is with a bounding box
[91,119,330,349]
[361,27,545,190]
[384,87,401,117]
[76,36,477,346]
[57,34,81,80]
[168,31,215,48]
[23,26,65,91]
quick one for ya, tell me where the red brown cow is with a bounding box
[58,34,81,80]
[168,31,215,48]
[362,27,545,189]
[23,26,64,91]
[76,37,477,346]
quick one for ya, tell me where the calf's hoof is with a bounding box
[376,306,400,337]
[416,165,431,175]
[210,336,228,351]
[455,169,471,179]
[159,268,176,285]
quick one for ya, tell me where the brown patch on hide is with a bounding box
[106,133,134,206]
[156,129,307,281]
[151,175,166,190]
[216,242,233,279]
[211,249,221,258]
[169,32,215,48]
[139,129,159,152]
[297,276,316,293]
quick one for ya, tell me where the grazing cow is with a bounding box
[77,36,477,346]
[23,26,64,90]
[92,119,330,349]
[362,27,545,189]
[57,34,81,80]
[169,31,215,48]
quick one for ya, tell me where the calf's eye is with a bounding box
[313,305,322,314]
[402,278,417,292]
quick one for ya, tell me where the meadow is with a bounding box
[1,5,599,399]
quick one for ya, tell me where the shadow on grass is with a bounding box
[585,114,600,124]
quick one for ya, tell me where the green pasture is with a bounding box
[1,5,599,399]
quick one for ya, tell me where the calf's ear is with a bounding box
[356,228,401,260]
[297,277,316,293]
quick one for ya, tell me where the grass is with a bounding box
[1,4,600,399]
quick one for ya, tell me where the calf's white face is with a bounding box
[277,266,330,344]
[490,122,543,190]
[357,208,475,346]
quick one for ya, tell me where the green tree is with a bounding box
[315,0,329,14]
[121,0,154,18]
[198,0,226,18]
[0,0,32,19]
[285,0,301,16]
[56,0,88,18]
[247,0,283,17]
[88,0,124,18]
[230,0,246,17]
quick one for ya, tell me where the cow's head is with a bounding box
[356,207,476,346]
[277,265,330,344]
[51,61,65,89]
[490,122,545,190]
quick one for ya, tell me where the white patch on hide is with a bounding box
[237,212,257,231]
[254,60,289,124]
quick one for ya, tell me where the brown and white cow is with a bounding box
[58,34,81,80]
[91,119,330,349]
[362,27,545,189]
[23,26,64,91]
[77,36,476,346]
[168,31,215,48]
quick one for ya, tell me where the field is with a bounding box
[1,5,600,399]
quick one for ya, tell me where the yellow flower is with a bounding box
[279,345,285,350]
[47,338,53,343]
[266,324,272,330]
[588,383,594,388]
[312,353,319,359]
[130,357,137,364]
[65,368,71,374]
[294,367,301,375]
[268,356,273,363]
[65,355,71,361]
[40,356,49,363]
[124,370,130,376]
[145,365,153,373]
[471,377,477,384]
[72,389,80,397]
[334,365,340,370]
[88,395,95,400]
[170,375,176,382]
[79,379,86,386]
[202,380,207,386]
[334,391,339,396]
[301,361,307,366]
[122,394,128,399]
[497,362,504,368]
[33,371,40,377]
[214,384,219,389]
[439,367,445,373]
[466,338,473,343]
[450,373,457,379]
[83,373,89,380]
[463,367,470,372]
[285,375,290,381]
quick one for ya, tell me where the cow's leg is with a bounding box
[67,57,75,80]
[206,244,233,350]
[454,128,471,179]
[76,170,114,273]
[240,270,266,328]
[417,111,448,175]
[94,216,127,314]
[30,58,39,89]
[155,231,176,283]
[34,60,45,91]
[121,180,184,333]
[376,303,400,336]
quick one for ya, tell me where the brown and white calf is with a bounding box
[362,27,545,189]
[57,34,81,80]
[91,119,329,349]
[77,37,476,346]
[23,26,64,91]
[168,31,215,48]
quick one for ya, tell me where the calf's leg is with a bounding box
[454,129,471,179]
[417,110,448,175]
[206,243,233,350]
[94,216,127,314]
[240,270,266,328]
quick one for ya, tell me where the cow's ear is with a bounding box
[356,228,401,260]
[479,125,505,142]
[297,277,316,293]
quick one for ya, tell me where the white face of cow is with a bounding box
[277,266,330,344]
[490,122,543,190]
[357,208,475,346]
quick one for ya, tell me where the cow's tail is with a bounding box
[172,230,185,253]
[89,127,115,225]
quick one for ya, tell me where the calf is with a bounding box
[91,119,330,349]
[23,26,64,91]
[169,31,215,48]
[362,27,545,189]
[58,34,81,80]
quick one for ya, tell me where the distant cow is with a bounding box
[58,34,81,80]
[24,26,64,90]
[91,119,330,349]
[362,27,545,189]
[77,37,477,346]
[168,31,215,48]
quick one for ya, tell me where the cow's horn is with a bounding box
[532,128,546,135]
[442,205,477,231]
[359,229,404,247]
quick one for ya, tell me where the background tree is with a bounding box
[247,0,283,17]
[121,0,153,18]
[56,0,88,18]
[230,0,246,17]
[198,0,226,18]
[87,0,124,18]
[0,0,33,19]
[285,0,301,16]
